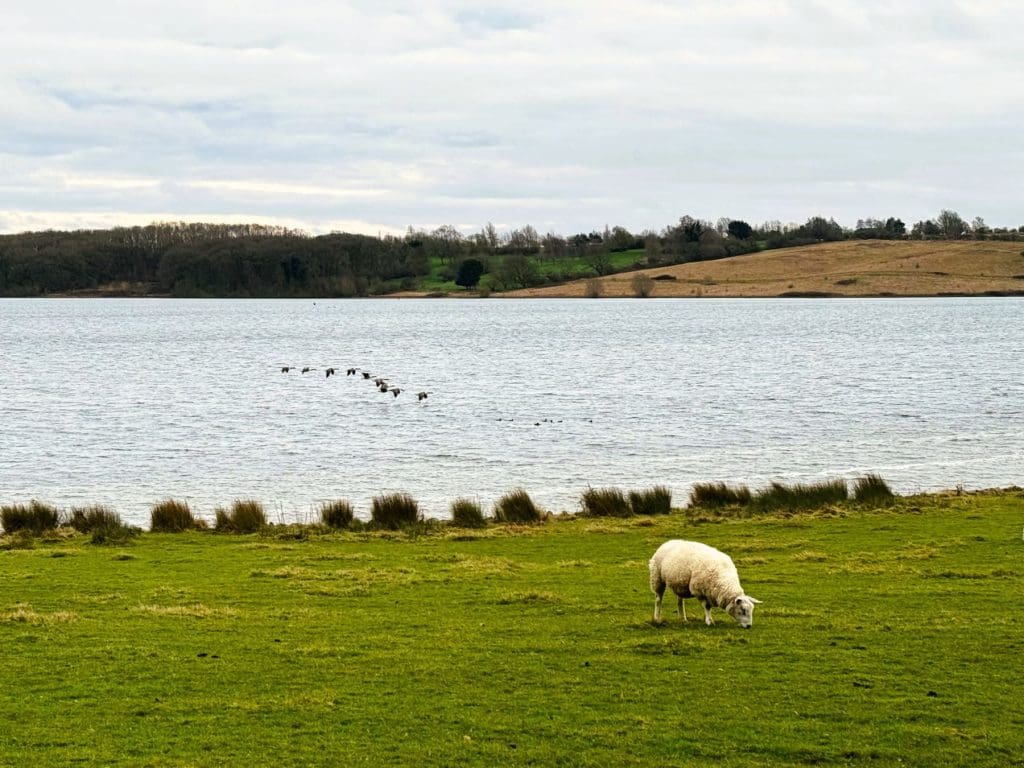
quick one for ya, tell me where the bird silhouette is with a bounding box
[379,383,389,393]
[417,392,429,401]
[346,368,358,376]
[390,387,402,397]
[302,367,314,374]
[325,368,336,377]
[362,371,372,380]
[281,366,292,373]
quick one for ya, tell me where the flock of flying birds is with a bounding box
[279,365,430,401]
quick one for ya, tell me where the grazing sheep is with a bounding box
[648,540,761,628]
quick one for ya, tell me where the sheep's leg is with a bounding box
[702,599,714,626]
[653,581,665,622]
[677,595,687,622]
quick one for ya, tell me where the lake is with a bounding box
[1,297,1022,526]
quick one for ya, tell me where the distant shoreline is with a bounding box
[13,240,1024,300]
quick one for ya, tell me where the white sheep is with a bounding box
[648,539,761,628]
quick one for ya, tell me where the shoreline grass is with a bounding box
[215,499,268,533]
[493,488,543,523]
[0,475,969,535]
[580,486,633,517]
[319,499,355,530]
[150,499,201,532]
[370,492,421,530]
[0,500,60,535]
[1,489,1021,766]
[449,498,486,528]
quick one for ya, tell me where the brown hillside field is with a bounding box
[500,240,1024,298]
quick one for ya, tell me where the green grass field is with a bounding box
[2,492,1022,766]
[416,249,648,294]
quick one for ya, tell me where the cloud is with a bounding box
[2,0,1023,234]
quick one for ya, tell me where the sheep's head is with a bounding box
[727,595,762,628]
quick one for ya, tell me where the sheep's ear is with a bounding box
[748,596,762,604]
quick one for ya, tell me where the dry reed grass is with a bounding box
[502,241,1024,298]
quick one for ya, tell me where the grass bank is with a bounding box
[2,491,1022,766]
[503,240,1024,297]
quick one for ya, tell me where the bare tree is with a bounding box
[644,233,663,264]
[431,224,464,264]
[607,226,635,251]
[480,222,499,251]
[505,225,540,253]
[541,232,567,260]
[937,210,969,239]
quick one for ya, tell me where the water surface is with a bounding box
[1,298,1021,525]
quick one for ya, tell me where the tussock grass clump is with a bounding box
[493,488,543,524]
[450,498,486,528]
[370,493,421,530]
[689,482,753,509]
[319,500,355,530]
[1,500,61,534]
[753,479,849,512]
[215,499,268,533]
[580,487,633,517]
[853,474,896,507]
[64,505,142,545]
[150,499,199,532]
[90,521,141,545]
[68,505,122,533]
[0,530,36,550]
[629,486,672,515]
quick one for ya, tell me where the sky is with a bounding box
[2,0,1022,237]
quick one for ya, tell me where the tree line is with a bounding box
[0,210,1019,297]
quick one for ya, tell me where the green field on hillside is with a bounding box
[416,249,648,293]
[2,492,1022,766]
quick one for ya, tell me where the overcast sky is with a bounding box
[2,0,1022,236]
